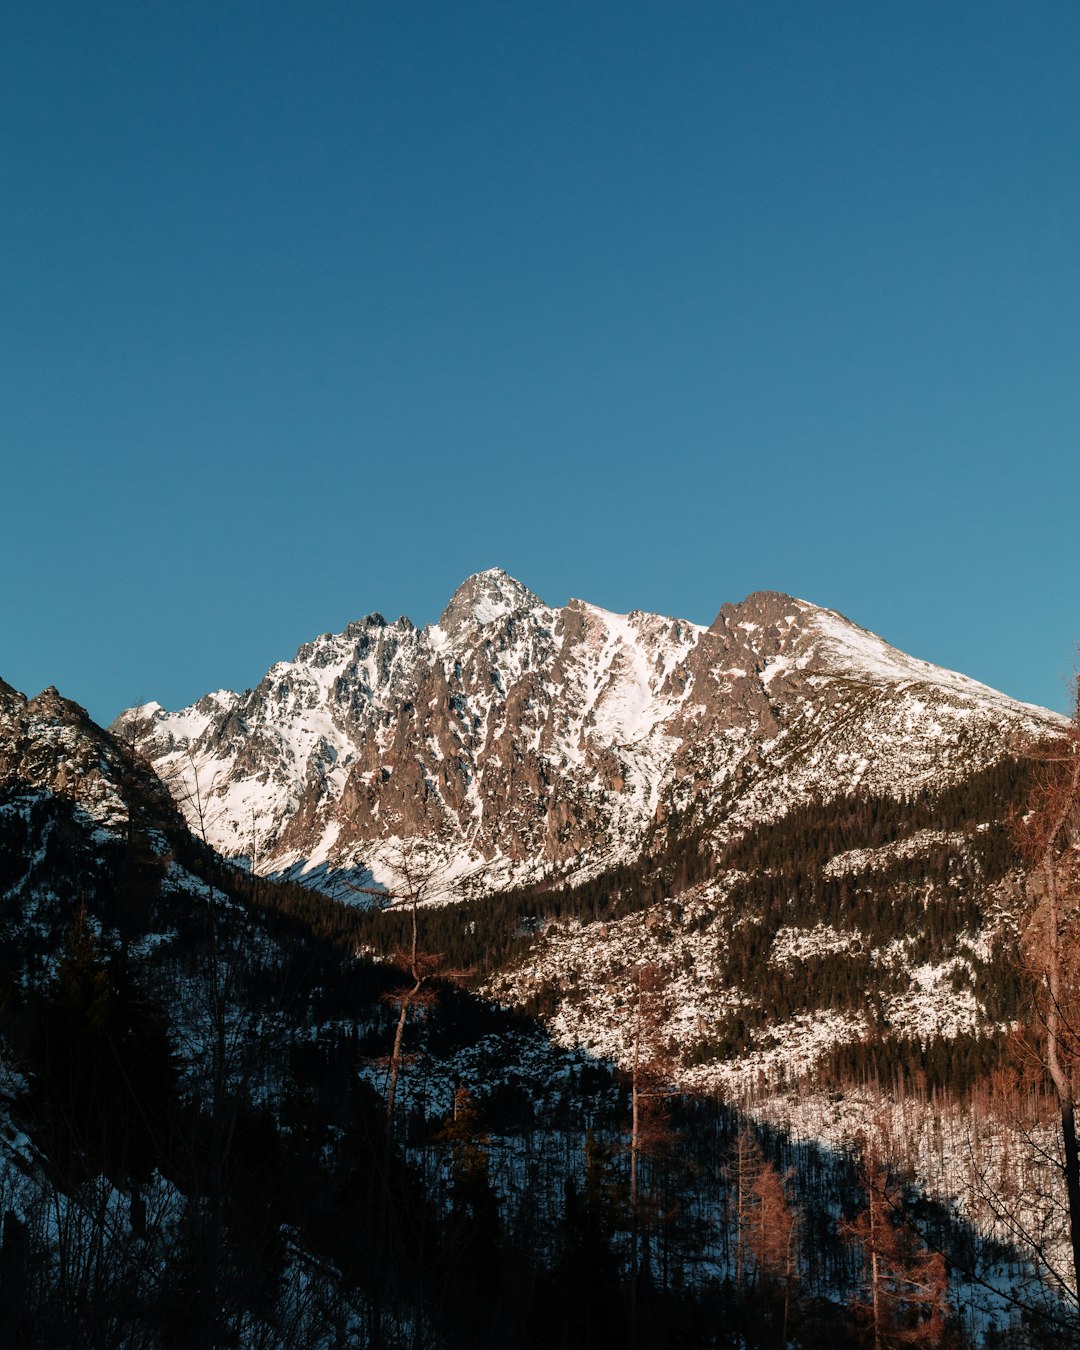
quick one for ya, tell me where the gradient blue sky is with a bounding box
[3,1,1078,725]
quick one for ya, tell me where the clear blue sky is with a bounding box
[3,1,1078,725]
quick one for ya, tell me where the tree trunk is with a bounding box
[1045,862,1080,1299]
[386,895,421,1133]
[1032,718,1080,1303]
[386,975,421,1131]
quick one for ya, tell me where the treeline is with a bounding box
[816,1030,1018,1099]
[343,815,716,977]
[721,757,1033,880]
[340,757,1032,983]
[0,894,1025,1349]
[670,761,1035,1079]
[1,766,1068,1346]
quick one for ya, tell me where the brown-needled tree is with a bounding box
[1017,676,1080,1306]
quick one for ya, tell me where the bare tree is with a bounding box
[354,837,469,1134]
[1017,677,1080,1303]
[623,959,678,1328]
[746,1150,800,1343]
[843,1143,950,1350]
[724,1126,764,1293]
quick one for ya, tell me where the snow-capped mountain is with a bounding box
[5,587,1077,1331]
[0,673,212,954]
[114,570,1062,897]
[0,676,182,844]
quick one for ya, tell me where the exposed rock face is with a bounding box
[438,569,542,634]
[1,679,180,836]
[113,569,1063,893]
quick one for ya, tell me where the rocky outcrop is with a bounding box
[1,680,184,837]
[113,569,1064,893]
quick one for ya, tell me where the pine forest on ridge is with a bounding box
[7,4,1080,1345]
[3,570,1080,1347]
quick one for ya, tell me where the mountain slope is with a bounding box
[114,571,1062,899]
[0,675,640,1348]
[4,666,1074,1341]
[1,677,180,838]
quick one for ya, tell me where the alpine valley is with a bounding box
[2,570,1078,1347]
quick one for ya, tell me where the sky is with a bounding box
[2,1,1079,725]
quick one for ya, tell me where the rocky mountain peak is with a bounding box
[25,685,95,728]
[115,574,1064,897]
[342,613,388,639]
[438,568,544,634]
[0,677,26,718]
[709,590,813,634]
[2,676,185,837]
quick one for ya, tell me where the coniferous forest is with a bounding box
[7,0,1080,1338]
[2,740,1079,1349]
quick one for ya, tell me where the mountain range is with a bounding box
[2,570,1075,1342]
[113,568,1061,899]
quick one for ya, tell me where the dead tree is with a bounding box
[724,1126,765,1293]
[746,1151,801,1343]
[843,1144,949,1350]
[1017,677,1080,1305]
[350,838,468,1134]
[626,960,677,1315]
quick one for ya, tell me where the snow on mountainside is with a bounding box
[0,675,218,950]
[113,571,1063,899]
[112,569,1063,896]
[108,571,1071,1247]
[8,578,1078,1312]
[0,676,181,844]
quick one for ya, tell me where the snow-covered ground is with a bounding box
[115,570,1063,899]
